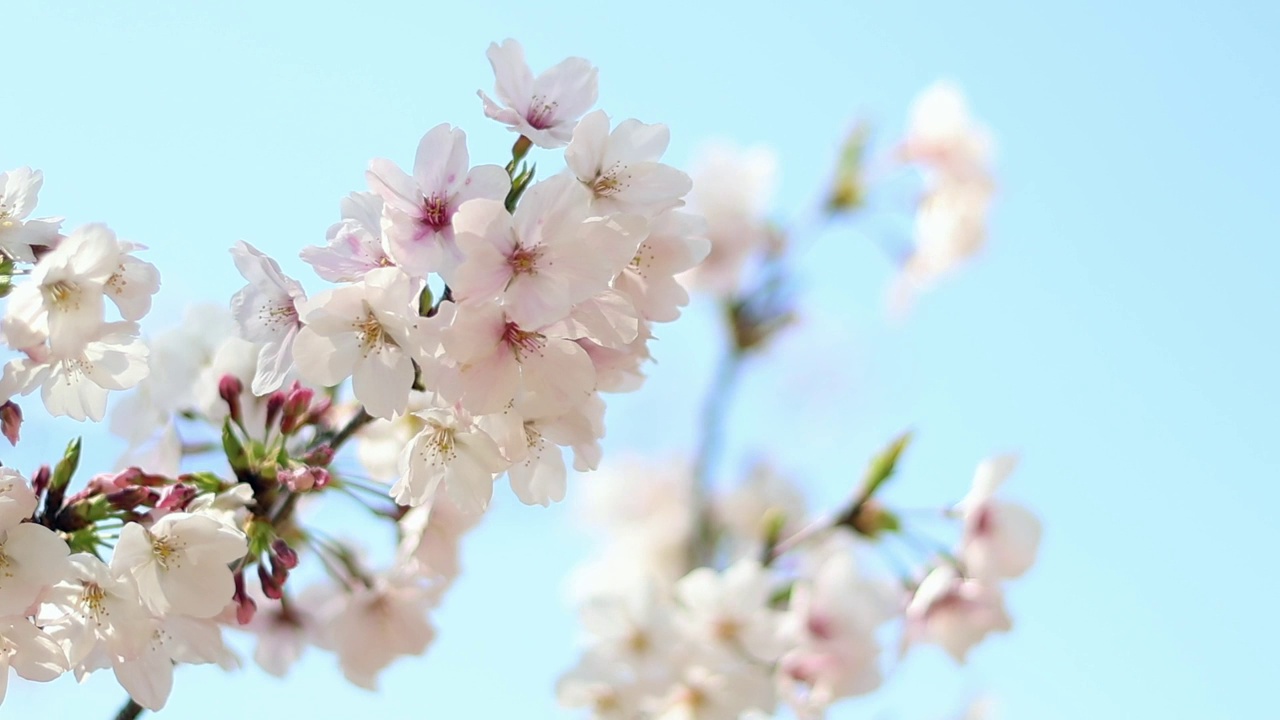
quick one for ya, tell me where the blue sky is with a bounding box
[4,1,1278,718]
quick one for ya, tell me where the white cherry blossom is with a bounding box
[292,267,424,419]
[0,167,62,263]
[479,38,599,149]
[111,513,248,618]
[394,406,507,513]
[3,223,121,354]
[0,522,70,616]
[0,323,149,422]
[565,110,693,216]
[613,210,710,323]
[230,241,306,395]
[0,618,67,704]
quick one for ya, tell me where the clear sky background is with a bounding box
[4,1,1278,718]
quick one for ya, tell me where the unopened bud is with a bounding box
[31,465,50,498]
[0,401,22,446]
[303,445,335,467]
[218,374,244,425]
[233,571,257,625]
[265,391,287,431]
[270,538,299,570]
[157,483,197,511]
[257,561,283,600]
[280,466,330,492]
[106,486,158,511]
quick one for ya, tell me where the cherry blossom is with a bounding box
[446,175,645,330]
[0,521,70,616]
[111,513,248,618]
[565,110,693,216]
[3,223,121,354]
[292,267,424,419]
[300,191,395,282]
[230,241,306,395]
[613,210,710,323]
[0,323,149,422]
[0,167,61,263]
[367,124,509,277]
[479,38,599,148]
[904,565,1011,663]
[957,455,1041,581]
[683,144,781,295]
[440,302,597,418]
[0,619,67,704]
[393,406,507,512]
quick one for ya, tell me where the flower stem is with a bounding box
[687,346,744,570]
[113,698,145,720]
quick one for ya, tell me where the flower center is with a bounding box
[81,582,107,617]
[43,279,80,310]
[152,537,179,569]
[501,321,545,360]
[422,194,449,229]
[508,245,543,276]
[526,97,558,130]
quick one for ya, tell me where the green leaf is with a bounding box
[857,430,911,504]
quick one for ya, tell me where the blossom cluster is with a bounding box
[0,36,1029,720]
[558,455,1040,719]
[0,38,713,711]
[896,82,998,295]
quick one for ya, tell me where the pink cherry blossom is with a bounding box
[478,39,599,149]
[366,123,509,277]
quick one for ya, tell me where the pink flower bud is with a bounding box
[265,391,287,431]
[270,538,299,569]
[106,486,159,511]
[0,401,22,446]
[258,562,283,600]
[157,483,197,511]
[304,445,335,467]
[31,465,50,498]
[218,374,244,425]
[233,570,257,625]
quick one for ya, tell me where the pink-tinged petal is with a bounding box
[441,303,506,363]
[159,562,234,619]
[503,272,573,330]
[507,438,566,507]
[413,124,470,196]
[478,92,524,128]
[612,163,693,212]
[518,338,595,417]
[486,39,534,111]
[366,159,421,215]
[606,119,672,165]
[565,109,611,182]
[532,57,599,126]
[453,164,512,206]
[457,349,522,416]
[449,235,514,305]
